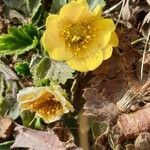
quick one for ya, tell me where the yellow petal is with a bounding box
[48,47,73,61]
[92,18,116,32]
[109,31,119,47]
[77,0,87,5]
[42,21,62,48]
[17,87,74,123]
[103,46,113,60]
[36,105,64,123]
[17,87,45,103]
[90,18,116,48]
[59,0,90,21]
[102,32,118,60]
[92,5,102,16]
[42,29,73,61]
[52,90,74,112]
[46,14,58,28]
[66,49,103,72]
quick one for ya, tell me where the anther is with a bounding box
[83,45,87,48]
[47,112,50,115]
[87,25,91,29]
[86,35,91,39]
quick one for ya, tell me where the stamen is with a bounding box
[87,25,91,29]
[71,35,81,43]
[86,35,91,39]
[61,22,94,52]
[82,45,87,48]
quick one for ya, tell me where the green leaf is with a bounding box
[3,8,27,24]
[0,141,14,150]
[46,60,75,84]
[0,80,19,119]
[87,0,106,11]
[34,117,42,130]
[2,0,41,18]
[15,62,31,77]
[0,76,5,106]
[50,0,67,13]
[34,57,51,80]
[21,111,42,129]
[32,57,75,85]
[89,120,109,140]
[0,24,39,55]
[20,111,35,127]
[29,0,42,18]
[0,61,18,80]
[32,5,46,27]
[2,0,46,26]
[0,61,19,119]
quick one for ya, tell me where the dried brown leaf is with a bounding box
[65,139,83,150]
[83,40,142,124]
[0,116,15,139]
[91,144,106,150]
[83,53,128,124]
[144,53,150,64]
[135,132,150,150]
[11,125,65,150]
[120,0,149,29]
[125,144,135,150]
[117,104,150,139]
[136,79,150,102]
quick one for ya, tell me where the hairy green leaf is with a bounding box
[46,60,75,84]
[0,79,19,119]
[32,57,75,85]
[0,24,39,55]
[21,111,42,129]
[0,76,5,108]
[34,57,51,80]
[90,120,109,140]
[3,8,27,24]
[15,62,31,77]
[2,0,41,18]
[0,61,18,80]
[50,0,67,13]
[87,0,106,10]
[20,111,35,127]
[32,5,46,26]
[0,61,19,119]
[0,80,19,119]
[0,141,14,150]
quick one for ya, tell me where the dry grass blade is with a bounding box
[116,0,126,26]
[117,87,139,112]
[78,110,89,150]
[117,79,150,112]
[103,1,122,15]
[141,33,150,79]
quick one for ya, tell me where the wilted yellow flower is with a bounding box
[42,0,118,72]
[17,86,74,123]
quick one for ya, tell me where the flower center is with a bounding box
[21,91,63,119]
[61,22,95,54]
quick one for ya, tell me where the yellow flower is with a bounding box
[17,86,74,123]
[42,0,118,72]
